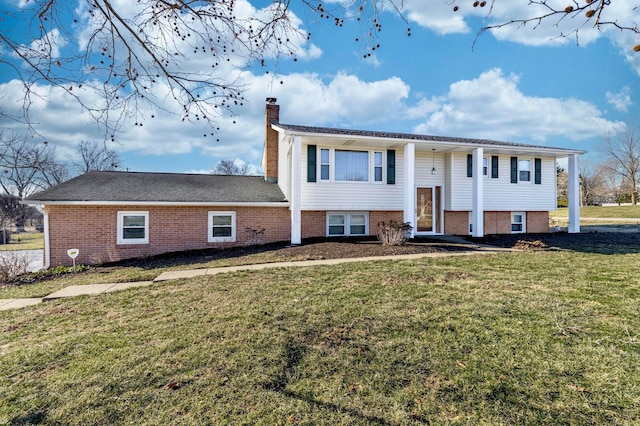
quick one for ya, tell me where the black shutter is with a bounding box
[467,154,473,177]
[491,156,499,179]
[387,150,395,184]
[307,145,316,182]
[510,157,518,183]
[534,158,542,184]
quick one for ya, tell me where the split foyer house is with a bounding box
[25,99,584,267]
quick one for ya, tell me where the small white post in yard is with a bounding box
[67,248,79,267]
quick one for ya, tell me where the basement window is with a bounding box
[327,212,368,236]
[511,212,526,234]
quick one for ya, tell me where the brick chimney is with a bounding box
[263,97,280,183]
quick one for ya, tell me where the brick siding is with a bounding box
[444,211,470,235]
[45,205,290,266]
[444,210,550,235]
[301,210,403,239]
[526,211,550,233]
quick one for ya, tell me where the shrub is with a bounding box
[0,251,32,284]
[376,221,413,246]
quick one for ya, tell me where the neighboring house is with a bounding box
[25,99,584,267]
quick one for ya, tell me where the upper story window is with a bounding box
[320,148,330,181]
[117,211,149,245]
[519,159,531,182]
[483,157,488,176]
[335,150,369,181]
[317,148,384,183]
[374,151,383,182]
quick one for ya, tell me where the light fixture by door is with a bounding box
[431,148,437,175]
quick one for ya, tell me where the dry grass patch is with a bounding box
[1,252,639,424]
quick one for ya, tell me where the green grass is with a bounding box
[1,251,640,425]
[0,232,44,251]
[553,205,640,220]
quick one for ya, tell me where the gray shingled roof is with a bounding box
[25,171,288,204]
[274,123,585,153]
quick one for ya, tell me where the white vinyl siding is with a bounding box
[448,153,556,211]
[277,132,290,199]
[301,145,404,211]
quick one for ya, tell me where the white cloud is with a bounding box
[606,86,633,112]
[0,69,411,169]
[413,68,624,142]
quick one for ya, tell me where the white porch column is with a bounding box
[403,143,415,237]
[568,153,581,233]
[290,135,302,244]
[471,147,484,237]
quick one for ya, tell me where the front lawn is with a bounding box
[1,250,639,425]
[0,232,44,251]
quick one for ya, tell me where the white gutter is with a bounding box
[35,205,50,270]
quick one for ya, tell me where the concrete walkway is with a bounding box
[1,245,510,312]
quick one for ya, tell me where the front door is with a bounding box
[416,187,441,234]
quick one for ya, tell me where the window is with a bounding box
[328,214,345,235]
[349,214,367,235]
[117,211,149,244]
[208,211,236,242]
[483,157,488,176]
[327,212,368,236]
[316,148,385,183]
[511,212,526,233]
[374,151,383,182]
[320,148,330,181]
[519,160,531,182]
[335,150,369,181]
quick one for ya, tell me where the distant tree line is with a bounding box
[0,131,121,231]
[558,122,640,207]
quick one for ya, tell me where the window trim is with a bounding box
[326,212,369,236]
[117,211,149,245]
[511,212,526,234]
[482,157,488,177]
[208,211,236,243]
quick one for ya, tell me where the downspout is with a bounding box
[36,205,51,269]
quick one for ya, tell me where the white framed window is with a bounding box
[117,211,149,245]
[373,151,384,182]
[318,148,385,183]
[320,148,330,181]
[483,157,488,176]
[511,212,526,234]
[468,212,473,234]
[519,159,531,182]
[327,212,369,236]
[208,211,236,243]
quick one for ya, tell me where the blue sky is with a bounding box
[0,0,638,174]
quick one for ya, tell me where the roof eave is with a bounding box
[21,200,290,207]
[271,124,587,156]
